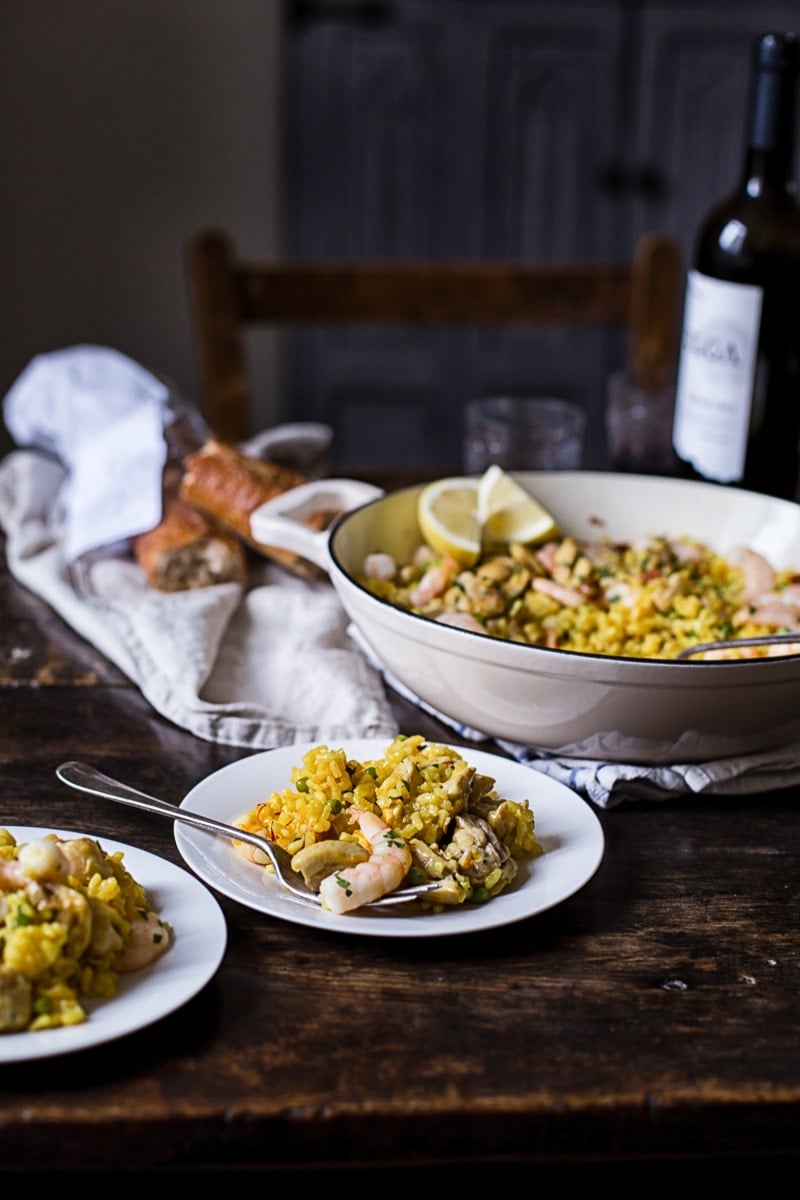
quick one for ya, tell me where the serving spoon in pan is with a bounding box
[55,761,441,910]
[675,631,800,660]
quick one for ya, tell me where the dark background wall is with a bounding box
[3,1,799,468]
[0,2,282,457]
[279,0,800,468]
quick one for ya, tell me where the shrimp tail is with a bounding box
[318,810,412,914]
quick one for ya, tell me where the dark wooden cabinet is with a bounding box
[281,0,800,471]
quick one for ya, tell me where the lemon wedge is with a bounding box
[477,464,559,545]
[417,476,482,566]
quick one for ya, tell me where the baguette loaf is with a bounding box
[179,439,332,578]
[134,496,247,592]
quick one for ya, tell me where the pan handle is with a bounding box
[250,478,383,572]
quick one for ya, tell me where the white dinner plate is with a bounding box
[0,826,227,1063]
[175,740,605,939]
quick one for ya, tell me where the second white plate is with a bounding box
[175,740,604,938]
[0,827,227,1062]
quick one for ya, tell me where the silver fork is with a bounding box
[55,761,440,910]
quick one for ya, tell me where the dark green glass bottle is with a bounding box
[672,31,800,500]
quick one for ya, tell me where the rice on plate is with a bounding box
[233,734,542,913]
[0,829,172,1033]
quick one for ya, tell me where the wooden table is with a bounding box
[2,524,800,1186]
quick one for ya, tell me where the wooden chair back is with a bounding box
[185,227,684,445]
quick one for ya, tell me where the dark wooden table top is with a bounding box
[2,519,800,1186]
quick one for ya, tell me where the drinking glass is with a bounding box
[605,370,677,475]
[463,395,586,473]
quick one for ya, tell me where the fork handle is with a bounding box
[55,761,315,904]
[57,761,254,843]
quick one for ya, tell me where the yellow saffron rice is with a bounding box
[235,734,541,907]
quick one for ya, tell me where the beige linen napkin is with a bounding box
[0,449,399,748]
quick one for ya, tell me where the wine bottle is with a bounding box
[672,30,800,501]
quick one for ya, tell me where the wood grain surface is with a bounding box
[2,528,799,1183]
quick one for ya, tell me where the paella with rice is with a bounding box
[360,532,800,661]
[233,734,542,914]
[0,829,172,1033]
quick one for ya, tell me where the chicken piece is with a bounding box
[467,772,498,809]
[87,898,125,958]
[56,837,114,883]
[394,754,422,792]
[0,965,32,1032]
[290,840,370,891]
[439,760,475,804]
[408,838,451,880]
[441,814,518,892]
[36,883,93,959]
[5,882,93,970]
[469,797,521,844]
[407,839,471,906]
[450,557,532,620]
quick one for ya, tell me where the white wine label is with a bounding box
[672,269,763,483]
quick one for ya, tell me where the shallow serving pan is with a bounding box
[251,471,800,764]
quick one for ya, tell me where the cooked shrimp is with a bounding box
[232,837,272,867]
[601,579,638,607]
[666,538,707,563]
[15,838,66,881]
[4,835,110,888]
[436,610,487,634]
[534,541,561,573]
[532,577,586,607]
[733,584,800,627]
[362,552,397,582]
[115,911,172,972]
[0,836,73,889]
[408,555,459,607]
[732,547,776,601]
[0,856,30,890]
[778,582,800,607]
[735,602,800,628]
[318,809,412,914]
